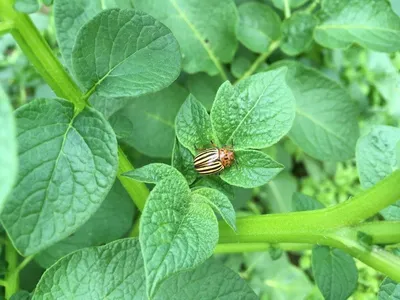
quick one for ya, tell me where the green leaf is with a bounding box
[314,0,400,52]
[113,84,188,158]
[34,180,135,268]
[54,0,128,71]
[90,95,131,119]
[230,46,257,79]
[271,61,359,161]
[236,2,281,53]
[211,68,295,149]
[262,172,297,213]
[281,12,317,56]
[14,0,39,13]
[356,125,400,220]
[392,0,400,18]
[33,239,146,299]
[193,176,235,200]
[42,0,53,6]
[312,246,358,300]
[10,291,30,300]
[176,94,215,154]
[292,192,324,212]
[172,139,197,185]
[379,277,400,300]
[134,0,238,75]
[1,98,118,255]
[187,73,223,111]
[192,187,236,231]
[272,0,308,10]
[140,175,218,297]
[155,258,258,299]
[72,8,181,98]
[123,163,181,184]
[0,86,17,214]
[221,150,283,188]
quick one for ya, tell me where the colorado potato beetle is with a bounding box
[194,144,235,175]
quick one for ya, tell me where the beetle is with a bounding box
[194,143,235,175]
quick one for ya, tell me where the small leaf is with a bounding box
[140,175,218,297]
[134,0,238,75]
[314,0,400,52]
[292,192,324,212]
[193,176,235,200]
[123,163,180,184]
[263,172,297,213]
[356,125,400,220]
[14,0,39,13]
[221,150,283,188]
[230,46,257,79]
[113,84,188,158]
[154,258,258,299]
[0,86,17,214]
[236,2,281,53]
[10,290,30,300]
[271,61,359,161]
[33,239,146,299]
[175,94,216,154]
[72,8,181,98]
[34,180,135,268]
[1,98,118,255]
[172,139,197,185]
[281,12,318,56]
[312,246,358,300]
[378,277,400,300]
[187,73,223,111]
[54,0,127,71]
[211,68,295,149]
[272,0,308,10]
[42,0,53,5]
[193,187,236,231]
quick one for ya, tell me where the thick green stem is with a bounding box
[5,238,18,298]
[0,0,149,212]
[353,221,400,244]
[214,243,312,253]
[0,20,14,35]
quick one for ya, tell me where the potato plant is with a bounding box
[0,0,400,299]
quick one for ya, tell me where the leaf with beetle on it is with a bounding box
[356,125,400,220]
[314,0,400,52]
[134,0,238,76]
[71,8,181,98]
[172,139,198,185]
[111,84,188,158]
[270,61,359,161]
[211,68,295,150]
[236,2,281,53]
[0,98,118,256]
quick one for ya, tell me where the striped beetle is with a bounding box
[194,142,235,175]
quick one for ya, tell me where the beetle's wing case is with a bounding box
[194,148,224,175]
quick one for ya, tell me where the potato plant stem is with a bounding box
[0,20,13,35]
[0,0,149,212]
[4,238,18,298]
[283,0,291,18]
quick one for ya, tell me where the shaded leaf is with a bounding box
[378,277,400,300]
[314,0,400,52]
[263,172,297,213]
[272,0,308,10]
[72,8,181,98]
[187,73,223,111]
[221,150,283,188]
[236,2,281,53]
[172,139,197,185]
[135,0,238,75]
[193,176,235,200]
[123,163,180,184]
[312,246,358,300]
[292,192,324,212]
[14,0,39,13]
[1,98,118,255]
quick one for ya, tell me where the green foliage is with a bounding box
[379,277,400,300]
[314,0,400,52]
[236,2,281,53]
[292,192,324,212]
[14,0,39,13]
[312,246,358,300]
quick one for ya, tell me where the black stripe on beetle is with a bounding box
[194,147,235,175]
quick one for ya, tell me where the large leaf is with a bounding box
[175,94,216,154]
[0,87,17,213]
[72,8,181,98]
[1,98,118,255]
[356,125,400,220]
[112,84,188,158]
[211,68,295,150]
[220,150,283,188]
[379,277,400,300]
[134,0,238,75]
[34,180,135,268]
[187,73,223,111]
[312,246,358,300]
[54,0,132,71]
[236,2,281,53]
[156,258,258,299]
[33,239,146,299]
[271,61,359,161]
[133,168,218,296]
[281,12,317,56]
[314,0,400,52]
